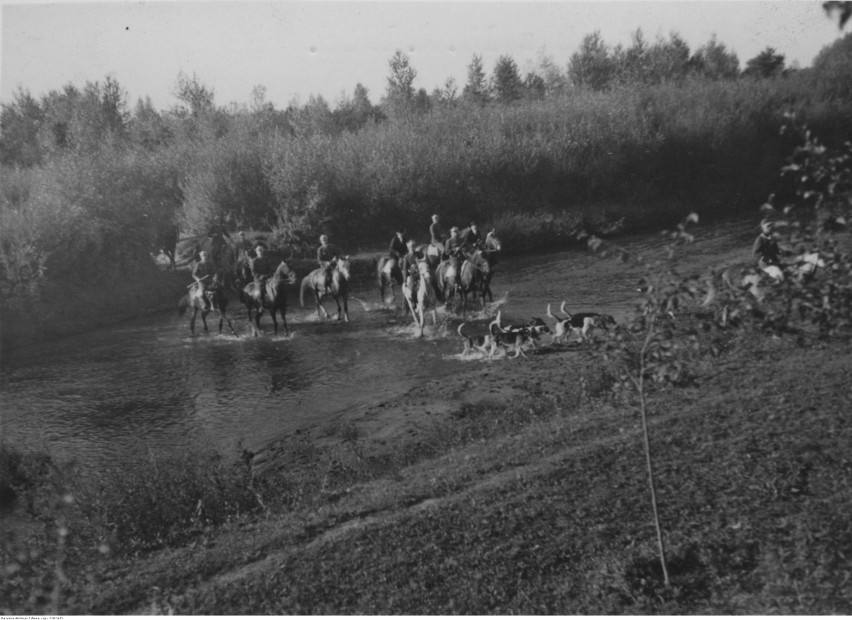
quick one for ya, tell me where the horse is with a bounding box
[178,276,236,336]
[457,249,491,316]
[415,243,443,272]
[402,259,439,337]
[376,255,404,304]
[479,229,502,302]
[240,261,297,337]
[435,254,461,307]
[300,257,352,321]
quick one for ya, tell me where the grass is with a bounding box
[3,325,852,614]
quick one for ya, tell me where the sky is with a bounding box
[0,0,847,111]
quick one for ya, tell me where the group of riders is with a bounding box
[189,213,493,313]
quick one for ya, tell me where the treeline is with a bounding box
[1,31,852,293]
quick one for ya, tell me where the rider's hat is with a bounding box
[450,226,459,233]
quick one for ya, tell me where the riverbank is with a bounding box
[3,220,852,613]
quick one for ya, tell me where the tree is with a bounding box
[0,87,44,167]
[810,32,852,100]
[173,71,215,117]
[689,35,740,80]
[129,97,170,150]
[568,31,616,90]
[384,49,417,118]
[462,53,489,104]
[536,48,569,96]
[492,55,523,103]
[523,72,546,100]
[334,83,382,132]
[744,47,786,78]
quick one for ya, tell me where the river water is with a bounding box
[0,248,648,470]
[0,285,468,469]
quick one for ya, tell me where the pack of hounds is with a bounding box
[457,301,618,361]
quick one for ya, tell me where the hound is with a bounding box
[490,311,536,359]
[547,301,616,343]
[457,319,498,359]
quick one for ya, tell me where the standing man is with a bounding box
[753,220,781,270]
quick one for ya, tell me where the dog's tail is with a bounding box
[560,301,572,319]
[489,310,503,335]
[457,322,466,338]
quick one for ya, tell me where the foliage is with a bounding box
[744,47,786,78]
[492,55,524,103]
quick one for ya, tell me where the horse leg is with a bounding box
[190,307,198,334]
[201,310,210,333]
[315,290,330,320]
[221,310,237,336]
[253,307,264,337]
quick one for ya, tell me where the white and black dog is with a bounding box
[547,301,616,344]
[458,312,550,360]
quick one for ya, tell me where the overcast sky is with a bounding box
[0,0,846,111]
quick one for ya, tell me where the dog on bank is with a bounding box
[546,301,616,344]
[457,312,550,360]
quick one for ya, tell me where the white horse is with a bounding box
[402,259,439,337]
[738,252,825,301]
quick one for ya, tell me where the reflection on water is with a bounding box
[0,288,459,469]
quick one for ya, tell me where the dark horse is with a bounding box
[376,255,404,304]
[178,275,237,336]
[236,257,297,336]
[300,257,352,321]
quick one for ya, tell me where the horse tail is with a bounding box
[178,294,189,317]
[300,275,310,307]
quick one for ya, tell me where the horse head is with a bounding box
[334,256,351,283]
[273,260,297,285]
[484,230,501,253]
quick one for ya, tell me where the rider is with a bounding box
[317,234,340,294]
[389,229,407,262]
[249,244,275,302]
[429,214,446,257]
[207,215,232,267]
[753,220,781,271]
[235,230,254,260]
[444,226,464,259]
[461,220,482,254]
[192,250,217,311]
[402,238,422,303]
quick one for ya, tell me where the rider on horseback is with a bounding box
[192,250,217,311]
[317,234,340,294]
[444,226,464,259]
[403,238,423,304]
[389,230,407,262]
[461,221,482,254]
[207,215,232,267]
[249,244,275,303]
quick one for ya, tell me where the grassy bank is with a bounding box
[3,318,851,613]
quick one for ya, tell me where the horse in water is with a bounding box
[376,256,404,304]
[300,256,352,321]
[402,259,439,337]
[457,250,491,316]
[479,229,502,302]
[435,254,461,307]
[178,275,237,336]
[240,261,297,337]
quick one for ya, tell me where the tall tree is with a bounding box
[492,55,524,103]
[568,31,616,90]
[536,48,569,96]
[690,35,740,80]
[384,49,417,118]
[463,53,489,103]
